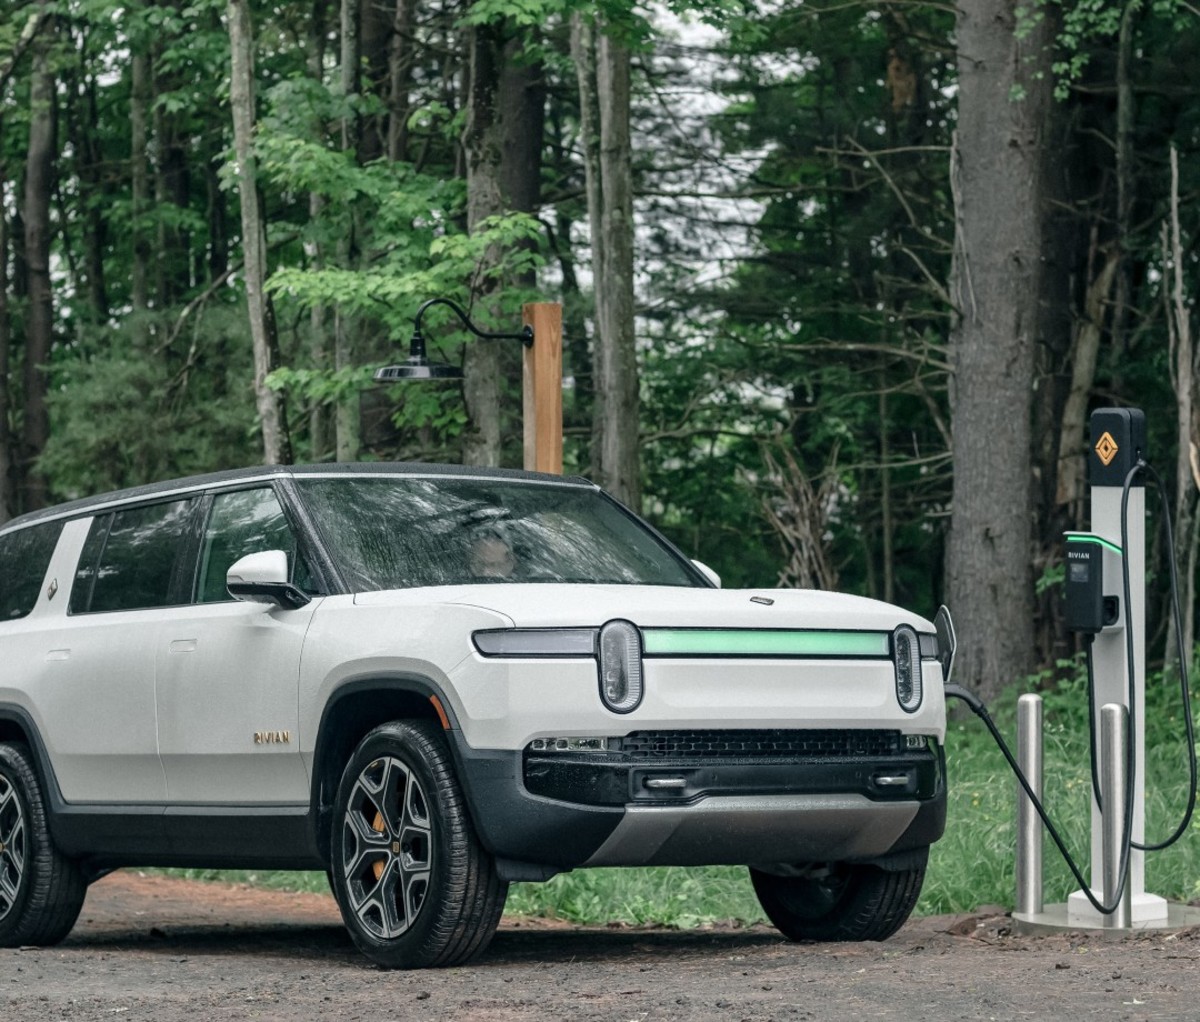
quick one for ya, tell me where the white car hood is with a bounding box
[355,583,933,633]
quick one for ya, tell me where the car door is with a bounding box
[38,498,198,804]
[154,484,317,806]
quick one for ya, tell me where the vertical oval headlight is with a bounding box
[598,620,643,713]
[893,625,923,713]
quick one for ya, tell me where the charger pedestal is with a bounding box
[1012,408,1200,936]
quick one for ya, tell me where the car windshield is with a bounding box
[296,476,703,591]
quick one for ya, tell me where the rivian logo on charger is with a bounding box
[254,730,291,745]
[1095,430,1119,467]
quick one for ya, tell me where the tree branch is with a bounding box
[0,8,49,96]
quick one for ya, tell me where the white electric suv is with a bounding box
[0,464,952,967]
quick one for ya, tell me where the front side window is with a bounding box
[297,476,701,592]
[75,500,193,613]
[0,520,64,621]
[196,487,303,603]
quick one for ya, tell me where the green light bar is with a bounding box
[1064,532,1123,556]
[641,629,891,658]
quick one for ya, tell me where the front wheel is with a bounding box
[750,849,927,942]
[329,720,508,968]
[0,742,87,947]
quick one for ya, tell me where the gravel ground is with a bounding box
[2,872,1199,1021]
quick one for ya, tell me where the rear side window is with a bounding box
[0,520,64,621]
[71,500,193,613]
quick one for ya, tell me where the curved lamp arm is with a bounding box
[374,296,535,382]
[414,297,534,348]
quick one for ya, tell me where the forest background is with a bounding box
[1,0,1199,703]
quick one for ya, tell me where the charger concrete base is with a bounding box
[1013,900,1200,937]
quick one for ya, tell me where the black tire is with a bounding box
[0,742,87,947]
[750,849,928,942]
[329,720,508,969]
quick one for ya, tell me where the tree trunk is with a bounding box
[335,0,361,461]
[1055,240,1119,516]
[386,0,415,163]
[592,30,638,508]
[571,14,638,507]
[205,135,229,283]
[1110,0,1137,353]
[307,0,330,461]
[67,62,109,321]
[0,178,13,524]
[227,0,290,465]
[358,0,392,164]
[204,0,230,284]
[1163,146,1197,676]
[945,0,1053,702]
[461,21,505,467]
[339,0,359,153]
[130,41,151,316]
[571,11,602,439]
[21,8,57,511]
[879,384,894,604]
[460,22,544,468]
[545,101,590,453]
[499,40,544,226]
[152,14,191,307]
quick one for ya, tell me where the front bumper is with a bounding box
[523,729,940,805]
[446,728,947,878]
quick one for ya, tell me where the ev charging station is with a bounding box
[1012,408,1200,934]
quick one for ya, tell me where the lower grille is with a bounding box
[521,729,939,806]
[618,729,904,761]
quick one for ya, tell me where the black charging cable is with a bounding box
[944,682,1132,916]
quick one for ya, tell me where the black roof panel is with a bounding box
[1,463,595,533]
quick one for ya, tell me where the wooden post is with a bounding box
[522,302,563,474]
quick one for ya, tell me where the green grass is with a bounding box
[504,865,767,927]
[160,660,1200,927]
[924,662,1200,915]
[152,867,332,894]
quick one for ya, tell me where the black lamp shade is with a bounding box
[374,359,463,381]
[375,325,464,381]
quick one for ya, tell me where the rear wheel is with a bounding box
[750,848,927,942]
[329,720,507,968]
[0,742,86,947]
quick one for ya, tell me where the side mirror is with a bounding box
[692,559,721,588]
[227,550,310,610]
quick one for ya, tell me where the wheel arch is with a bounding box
[310,674,461,864]
[0,704,62,803]
[0,703,77,853]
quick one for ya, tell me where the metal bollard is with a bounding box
[1100,702,1132,929]
[1016,693,1044,916]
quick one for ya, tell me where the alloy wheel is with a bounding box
[340,755,432,940]
[0,775,26,922]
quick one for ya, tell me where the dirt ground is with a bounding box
[2,872,1198,1021]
